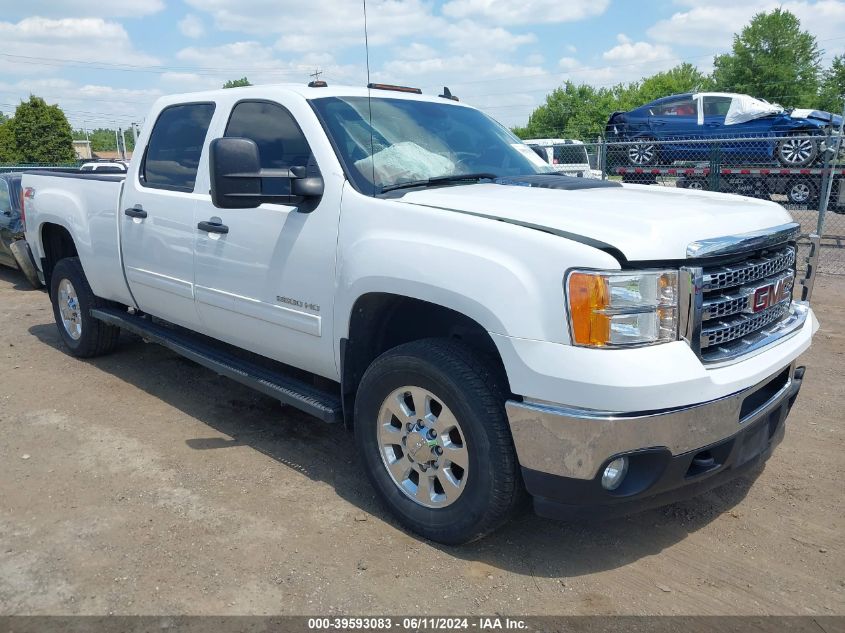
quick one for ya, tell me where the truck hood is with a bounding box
[397,182,794,261]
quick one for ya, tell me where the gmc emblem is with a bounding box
[748,276,792,313]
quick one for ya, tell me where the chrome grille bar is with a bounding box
[703,246,795,291]
[701,300,791,348]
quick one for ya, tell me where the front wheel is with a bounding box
[354,339,523,545]
[776,136,819,167]
[786,178,818,207]
[50,257,120,357]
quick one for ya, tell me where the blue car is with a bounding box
[606,92,842,167]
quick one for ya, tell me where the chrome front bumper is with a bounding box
[506,362,800,480]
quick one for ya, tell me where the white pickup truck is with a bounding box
[22,82,818,544]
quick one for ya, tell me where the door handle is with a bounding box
[124,207,147,219]
[197,220,229,235]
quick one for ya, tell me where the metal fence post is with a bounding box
[816,97,845,238]
[709,142,721,192]
[599,137,608,180]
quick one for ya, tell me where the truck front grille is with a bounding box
[686,244,800,363]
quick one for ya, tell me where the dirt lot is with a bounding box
[0,266,843,616]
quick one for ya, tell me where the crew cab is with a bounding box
[22,83,818,544]
[522,138,601,178]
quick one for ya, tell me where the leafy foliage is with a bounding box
[818,55,845,115]
[10,96,75,163]
[223,77,252,89]
[0,118,20,163]
[73,128,136,153]
[713,9,821,108]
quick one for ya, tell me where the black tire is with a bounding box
[785,178,818,207]
[50,257,120,358]
[776,135,819,167]
[354,339,523,545]
[626,137,658,166]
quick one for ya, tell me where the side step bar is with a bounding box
[91,308,343,423]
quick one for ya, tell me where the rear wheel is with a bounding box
[50,257,120,357]
[627,137,658,166]
[776,135,819,167]
[354,339,523,544]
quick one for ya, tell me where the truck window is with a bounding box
[225,101,313,170]
[142,102,215,192]
[0,179,10,216]
[552,145,588,165]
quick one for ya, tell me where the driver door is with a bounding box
[192,98,341,379]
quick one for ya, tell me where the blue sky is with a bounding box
[0,0,843,131]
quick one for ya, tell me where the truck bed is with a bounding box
[23,170,133,306]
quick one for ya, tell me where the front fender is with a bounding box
[334,188,620,345]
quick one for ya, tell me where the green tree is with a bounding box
[0,111,8,124]
[12,96,75,163]
[223,77,252,88]
[72,128,135,153]
[818,54,845,114]
[637,63,713,103]
[712,9,821,107]
[0,118,20,163]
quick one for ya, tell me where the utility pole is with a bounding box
[310,68,323,83]
[131,122,139,146]
[114,128,121,159]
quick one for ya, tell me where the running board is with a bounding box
[90,308,343,423]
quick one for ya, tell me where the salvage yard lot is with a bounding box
[0,267,843,616]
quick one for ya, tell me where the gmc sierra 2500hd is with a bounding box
[22,82,818,544]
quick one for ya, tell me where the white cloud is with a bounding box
[442,0,609,25]
[186,0,441,52]
[443,21,536,52]
[0,78,161,128]
[9,0,164,18]
[174,42,366,87]
[0,17,159,75]
[178,14,205,39]
[558,57,579,69]
[603,33,676,64]
[649,0,845,59]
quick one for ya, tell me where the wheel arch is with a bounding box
[39,222,78,289]
[340,292,510,428]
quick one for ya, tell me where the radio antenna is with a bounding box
[363,0,376,195]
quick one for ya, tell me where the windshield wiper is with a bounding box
[380,172,497,194]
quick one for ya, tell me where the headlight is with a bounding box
[566,269,679,347]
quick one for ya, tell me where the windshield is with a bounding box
[311,96,553,194]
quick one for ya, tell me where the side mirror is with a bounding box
[209,137,262,209]
[209,137,325,210]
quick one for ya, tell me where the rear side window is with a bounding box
[553,145,588,164]
[142,103,215,192]
[225,101,313,170]
[652,98,697,117]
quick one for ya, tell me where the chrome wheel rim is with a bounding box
[688,180,705,190]
[628,142,655,165]
[57,278,82,340]
[780,138,814,165]
[377,386,468,509]
[790,182,811,203]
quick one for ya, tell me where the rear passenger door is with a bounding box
[192,98,342,379]
[121,102,216,329]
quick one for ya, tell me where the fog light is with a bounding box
[601,456,629,491]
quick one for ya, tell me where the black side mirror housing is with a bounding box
[209,137,324,210]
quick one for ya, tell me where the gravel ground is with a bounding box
[0,266,843,616]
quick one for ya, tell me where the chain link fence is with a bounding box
[582,129,845,275]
